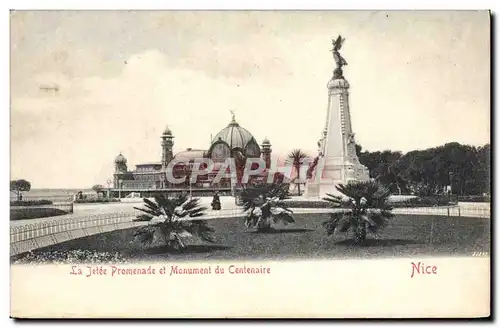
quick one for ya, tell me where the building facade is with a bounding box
[111,115,278,197]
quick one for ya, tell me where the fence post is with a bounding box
[429,218,434,245]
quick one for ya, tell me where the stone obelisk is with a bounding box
[304,36,369,198]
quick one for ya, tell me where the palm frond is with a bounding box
[143,197,160,210]
[188,206,207,217]
[288,149,308,160]
[336,214,355,233]
[184,220,215,243]
[360,213,376,227]
[364,207,393,233]
[245,212,260,228]
[173,209,189,218]
[274,201,293,213]
[182,198,201,211]
[133,206,159,217]
[133,226,156,244]
[272,211,295,225]
[241,182,294,230]
[133,214,153,222]
[335,182,365,201]
[323,193,343,207]
[324,180,394,243]
[133,193,214,248]
[323,212,351,235]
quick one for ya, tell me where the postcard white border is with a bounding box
[2,1,497,326]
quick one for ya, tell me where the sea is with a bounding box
[10,188,94,202]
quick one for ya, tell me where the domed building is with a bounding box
[207,115,261,163]
[114,153,127,172]
[112,114,275,198]
[169,113,262,165]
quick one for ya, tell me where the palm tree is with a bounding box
[133,192,214,250]
[288,149,308,196]
[240,183,294,232]
[322,180,393,245]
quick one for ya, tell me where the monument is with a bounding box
[304,36,370,198]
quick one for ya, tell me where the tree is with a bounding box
[10,179,31,201]
[133,193,215,250]
[357,142,491,196]
[92,184,105,197]
[323,181,393,245]
[240,183,294,232]
[288,149,308,196]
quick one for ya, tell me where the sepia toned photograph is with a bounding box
[9,10,491,318]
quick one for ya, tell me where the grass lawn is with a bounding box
[12,214,490,263]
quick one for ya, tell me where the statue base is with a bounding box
[303,156,370,199]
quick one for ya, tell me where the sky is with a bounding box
[10,11,490,188]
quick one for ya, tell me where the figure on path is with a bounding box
[211,191,221,210]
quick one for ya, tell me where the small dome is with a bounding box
[162,126,173,136]
[262,137,271,145]
[115,153,127,164]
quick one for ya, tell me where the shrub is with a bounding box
[133,193,214,250]
[282,200,332,208]
[12,250,128,264]
[457,195,491,203]
[74,198,121,204]
[240,183,294,232]
[390,196,452,208]
[10,206,72,220]
[10,199,53,206]
[323,181,393,245]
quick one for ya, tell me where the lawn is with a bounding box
[11,213,490,264]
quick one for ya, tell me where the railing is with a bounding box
[392,206,490,218]
[10,212,135,243]
[10,205,490,256]
[10,212,138,256]
[9,209,247,255]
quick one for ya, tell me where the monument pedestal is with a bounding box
[304,156,370,198]
[303,53,369,199]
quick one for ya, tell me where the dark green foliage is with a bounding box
[10,199,53,206]
[10,179,31,201]
[357,142,491,196]
[74,198,121,204]
[323,180,393,244]
[288,149,308,196]
[457,195,491,203]
[92,184,105,193]
[10,207,70,220]
[240,183,294,232]
[133,192,214,250]
[391,196,453,208]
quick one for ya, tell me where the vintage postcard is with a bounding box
[10,10,491,318]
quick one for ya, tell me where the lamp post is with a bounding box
[448,172,454,203]
[118,179,123,199]
[189,176,193,199]
[106,179,112,198]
